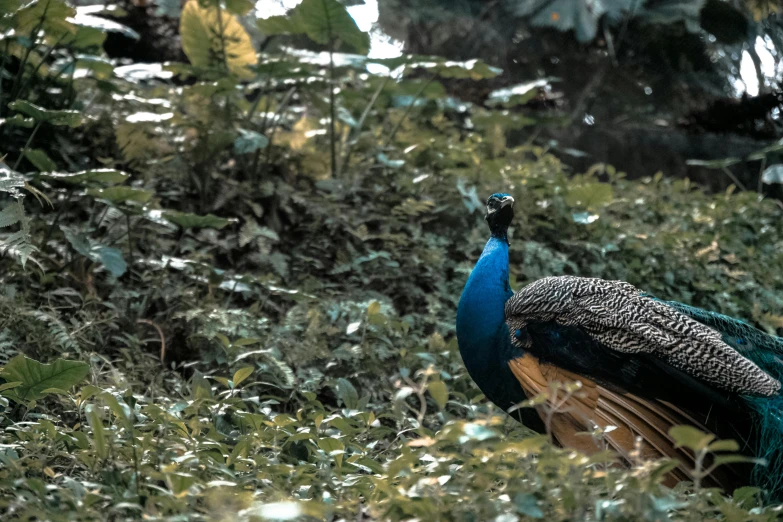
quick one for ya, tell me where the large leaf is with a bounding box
[9,100,84,127]
[295,0,370,54]
[1,355,90,403]
[15,0,75,39]
[180,0,257,78]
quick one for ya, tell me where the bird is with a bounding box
[456,192,783,497]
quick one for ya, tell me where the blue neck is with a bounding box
[456,236,523,409]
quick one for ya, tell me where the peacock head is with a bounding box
[485,193,514,239]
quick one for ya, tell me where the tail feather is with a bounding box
[660,298,783,498]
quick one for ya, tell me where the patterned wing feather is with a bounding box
[505,276,780,397]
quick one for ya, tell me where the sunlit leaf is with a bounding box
[180,0,258,78]
[232,366,254,387]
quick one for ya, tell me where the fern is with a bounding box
[0,195,37,268]
[115,122,157,165]
[0,329,20,367]
[0,165,38,267]
[27,310,80,353]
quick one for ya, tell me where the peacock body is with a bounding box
[456,192,783,497]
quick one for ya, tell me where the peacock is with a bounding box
[456,192,783,497]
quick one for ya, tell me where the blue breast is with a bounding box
[456,237,526,411]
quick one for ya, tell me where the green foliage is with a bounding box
[0,354,89,403]
[0,0,782,520]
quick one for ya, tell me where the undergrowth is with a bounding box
[1,1,783,520]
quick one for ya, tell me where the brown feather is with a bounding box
[508,354,747,490]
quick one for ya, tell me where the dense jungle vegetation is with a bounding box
[1,0,783,520]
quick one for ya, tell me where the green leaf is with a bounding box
[565,182,614,209]
[9,101,84,127]
[191,371,213,400]
[707,439,740,452]
[0,115,36,128]
[333,378,359,409]
[685,157,742,169]
[86,186,153,204]
[232,366,254,387]
[257,15,305,35]
[428,380,448,410]
[295,0,370,54]
[711,454,765,468]
[0,381,22,392]
[367,301,381,315]
[41,169,129,186]
[0,355,90,403]
[318,437,345,466]
[162,211,230,230]
[233,129,269,154]
[180,0,258,78]
[96,246,128,277]
[15,0,75,38]
[23,149,56,171]
[669,425,715,452]
[61,227,128,277]
[85,404,108,459]
[0,201,25,228]
[224,0,254,15]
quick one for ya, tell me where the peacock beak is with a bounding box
[500,196,515,208]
